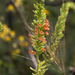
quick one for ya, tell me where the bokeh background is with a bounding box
[0,0,75,75]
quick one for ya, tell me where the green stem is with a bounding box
[36,55,39,75]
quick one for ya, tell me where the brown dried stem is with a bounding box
[10,0,31,33]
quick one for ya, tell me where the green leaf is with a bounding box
[30,67,36,72]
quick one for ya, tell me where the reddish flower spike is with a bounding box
[32,44,34,46]
[38,37,42,41]
[38,24,42,27]
[45,23,50,27]
[28,33,31,37]
[42,48,45,51]
[45,32,49,35]
[44,26,49,30]
[39,31,43,35]
[32,51,36,55]
[35,31,38,35]
[30,38,32,41]
[45,19,49,24]
[29,50,32,53]
[35,27,38,31]
[42,38,47,42]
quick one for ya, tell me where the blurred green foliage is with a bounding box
[0,0,75,75]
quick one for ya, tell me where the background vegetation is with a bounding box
[0,0,75,75]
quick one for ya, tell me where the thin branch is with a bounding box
[12,53,35,61]
[10,0,31,33]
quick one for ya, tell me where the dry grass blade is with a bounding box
[62,37,65,74]
[46,47,65,75]
[12,53,36,62]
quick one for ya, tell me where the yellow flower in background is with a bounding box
[19,41,29,47]
[15,0,21,7]
[0,33,5,38]
[19,42,24,47]
[10,31,16,38]
[7,4,14,11]
[12,43,17,48]
[0,31,6,39]
[24,42,29,47]
[5,28,11,34]
[18,36,24,42]
[43,9,50,15]
[3,24,8,29]
[0,25,7,39]
[12,49,20,54]
[0,25,11,39]
[3,24,11,33]
[5,36,11,42]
